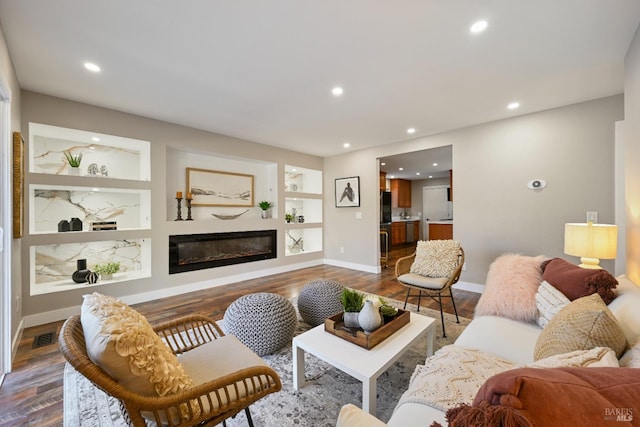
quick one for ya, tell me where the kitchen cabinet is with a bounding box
[379,171,387,191]
[390,179,411,208]
[391,222,406,245]
[412,221,420,241]
[429,223,453,240]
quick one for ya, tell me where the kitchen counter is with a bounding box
[424,220,453,224]
[391,216,421,222]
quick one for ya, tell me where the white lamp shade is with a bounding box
[564,223,617,262]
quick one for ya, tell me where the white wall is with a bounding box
[624,24,640,284]
[324,95,623,286]
[0,24,23,342]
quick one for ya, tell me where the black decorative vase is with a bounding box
[72,259,91,284]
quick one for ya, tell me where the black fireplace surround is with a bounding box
[169,230,277,274]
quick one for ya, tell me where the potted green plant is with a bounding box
[340,288,364,329]
[64,151,82,175]
[258,201,273,219]
[285,213,294,223]
[94,261,120,280]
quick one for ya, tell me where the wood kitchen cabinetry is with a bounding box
[379,172,387,191]
[390,179,411,208]
[391,222,406,245]
[429,223,453,240]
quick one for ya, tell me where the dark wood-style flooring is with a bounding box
[0,244,480,427]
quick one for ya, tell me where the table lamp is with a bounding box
[564,222,617,269]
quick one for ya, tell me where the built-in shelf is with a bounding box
[30,238,152,296]
[283,165,323,257]
[26,123,152,295]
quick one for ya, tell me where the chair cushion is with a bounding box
[409,240,461,278]
[178,334,275,410]
[80,292,194,397]
[398,273,448,290]
[474,253,546,322]
[533,293,627,361]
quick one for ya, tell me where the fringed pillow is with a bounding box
[410,240,461,278]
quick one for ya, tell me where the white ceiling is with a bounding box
[1,1,639,159]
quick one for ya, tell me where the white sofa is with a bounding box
[336,274,640,427]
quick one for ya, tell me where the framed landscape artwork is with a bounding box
[335,176,360,207]
[186,167,254,207]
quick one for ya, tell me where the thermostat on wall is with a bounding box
[527,179,546,190]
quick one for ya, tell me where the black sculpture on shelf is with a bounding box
[58,220,70,232]
[70,217,83,231]
[72,259,91,284]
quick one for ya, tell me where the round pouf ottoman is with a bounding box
[297,279,345,326]
[224,292,297,356]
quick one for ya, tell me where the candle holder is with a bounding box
[186,198,193,220]
[175,197,183,221]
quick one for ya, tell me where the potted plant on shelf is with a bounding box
[64,151,82,175]
[285,213,294,223]
[258,201,273,219]
[94,261,120,280]
[340,288,364,329]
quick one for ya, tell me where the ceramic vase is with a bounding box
[72,259,91,284]
[260,209,272,219]
[358,300,382,334]
[343,311,360,329]
[68,167,80,176]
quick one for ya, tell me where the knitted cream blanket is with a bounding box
[396,345,515,411]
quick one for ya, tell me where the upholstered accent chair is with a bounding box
[59,312,282,427]
[396,240,464,337]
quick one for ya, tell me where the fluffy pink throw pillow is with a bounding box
[475,254,547,322]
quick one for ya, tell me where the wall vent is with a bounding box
[32,332,56,349]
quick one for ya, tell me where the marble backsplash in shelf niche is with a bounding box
[33,189,145,233]
[32,135,142,180]
[34,240,142,284]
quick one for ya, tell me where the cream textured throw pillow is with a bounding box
[528,347,619,368]
[535,280,570,328]
[533,293,628,361]
[81,292,195,398]
[410,240,461,278]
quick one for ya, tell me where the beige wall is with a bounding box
[324,95,623,286]
[625,24,640,284]
[20,91,323,323]
[0,24,23,341]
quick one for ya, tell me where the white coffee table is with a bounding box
[292,312,435,416]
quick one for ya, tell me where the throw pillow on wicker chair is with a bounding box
[410,240,461,278]
[80,292,197,415]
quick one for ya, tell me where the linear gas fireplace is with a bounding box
[169,230,277,274]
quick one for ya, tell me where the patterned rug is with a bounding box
[63,298,470,427]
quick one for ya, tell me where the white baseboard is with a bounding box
[453,281,484,294]
[22,259,324,328]
[11,318,24,368]
[323,258,380,273]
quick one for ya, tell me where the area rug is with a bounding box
[64,299,470,427]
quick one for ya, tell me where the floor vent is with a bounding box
[32,332,56,349]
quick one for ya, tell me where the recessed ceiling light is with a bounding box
[390,175,396,179]
[84,62,101,72]
[343,142,350,148]
[416,172,421,176]
[399,167,404,171]
[91,137,100,142]
[428,175,433,179]
[508,102,520,110]
[381,162,386,166]
[433,163,438,166]
[407,128,416,134]
[332,86,344,96]
[470,20,488,34]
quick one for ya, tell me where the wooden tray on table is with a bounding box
[324,309,410,350]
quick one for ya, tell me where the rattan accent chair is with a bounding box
[395,243,464,338]
[59,314,282,427]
